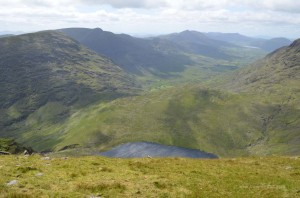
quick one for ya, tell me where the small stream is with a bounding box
[99,142,218,158]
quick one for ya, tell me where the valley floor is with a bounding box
[0,156,300,197]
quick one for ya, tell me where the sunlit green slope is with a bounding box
[36,39,299,157]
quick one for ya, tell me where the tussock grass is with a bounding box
[0,155,300,197]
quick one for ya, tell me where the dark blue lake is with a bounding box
[99,142,218,159]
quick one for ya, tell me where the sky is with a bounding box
[0,0,299,38]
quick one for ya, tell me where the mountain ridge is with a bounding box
[158,30,237,59]
[0,30,138,149]
[59,28,194,74]
[60,28,267,79]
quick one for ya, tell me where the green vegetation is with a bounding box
[211,39,300,93]
[0,138,30,154]
[0,155,300,197]
[0,27,298,198]
[138,47,266,91]
[0,30,298,158]
[8,85,297,157]
[32,85,296,157]
[0,31,138,147]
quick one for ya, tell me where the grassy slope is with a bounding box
[0,30,265,154]
[0,155,300,197]
[36,40,299,157]
[0,31,138,149]
[2,85,254,156]
[41,85,298,157]
[208,39,300,155]
[0,31,296,157]
[214,39,300,93]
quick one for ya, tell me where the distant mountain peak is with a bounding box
[93,27,103,32]
[181,30,199,33]
[179,30,205,36]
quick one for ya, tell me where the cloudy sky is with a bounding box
[0,0,299,38]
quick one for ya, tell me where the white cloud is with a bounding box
[0,0,299,38]
[3,0,299,12]
[236,0,300,13]
[75,0,167,8]
[72,0,300,13]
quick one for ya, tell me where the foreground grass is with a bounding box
[0,156,300,197]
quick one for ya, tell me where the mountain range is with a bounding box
[0,28,298,157]
[59,28,193,74]
[204,32,292,52]
[59,28,270,78]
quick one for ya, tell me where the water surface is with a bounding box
[99,142,218,158]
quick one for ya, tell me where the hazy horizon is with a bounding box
[0,0,299,39]
[0,28,297,41]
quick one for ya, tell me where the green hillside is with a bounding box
[219,39,300,93]
[0,31,138,148]
[40,86,298,157]
[46,86,261,156]
[20,39,298,157]
[0,30,298,157]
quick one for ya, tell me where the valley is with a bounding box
[1,1,299,197]
[0,29,298,158]
[60,28,267,89]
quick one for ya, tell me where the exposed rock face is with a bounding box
[0,151,10,155]
[0,138,33,154]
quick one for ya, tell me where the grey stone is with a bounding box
[7,180,18,186]
[36,173,44,177]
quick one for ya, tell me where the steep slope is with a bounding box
[59,28,193,74]
[221,39,300,92]
[44,39,300,157]
[211,38,300,155]
[0,31,138,147]
[51,87,263,157]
